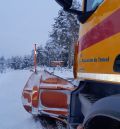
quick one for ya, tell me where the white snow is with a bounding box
[0,70,42,129]
[0,68,73,129]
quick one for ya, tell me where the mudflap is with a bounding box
[68,81,85,128]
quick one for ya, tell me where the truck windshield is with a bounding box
[86,0,103,11]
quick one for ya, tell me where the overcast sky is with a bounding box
[0,0,60,58]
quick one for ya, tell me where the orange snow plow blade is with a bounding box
[22,70,75,120]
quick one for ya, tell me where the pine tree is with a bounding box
[46,8,80,68]
[0,56,6,73]
[22,55,33,69]
[36,46,45,66]
[9,56,22,70]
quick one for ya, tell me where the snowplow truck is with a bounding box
[54,0,120,129]
[22,0,120,129]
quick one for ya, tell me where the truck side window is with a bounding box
[86,0,103,11]
[113,55,120,72]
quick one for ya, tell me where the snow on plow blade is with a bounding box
[22,70,75,120]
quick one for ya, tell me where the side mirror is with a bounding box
[55,0,73,9]
[54,0,94,23]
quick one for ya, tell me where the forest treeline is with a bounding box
[0,3,81,73]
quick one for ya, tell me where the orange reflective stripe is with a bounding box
[32,86,39,108]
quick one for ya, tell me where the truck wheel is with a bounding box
[85,116,120,129]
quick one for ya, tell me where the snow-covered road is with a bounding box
[0,68,73,129]
[0,70,42,129]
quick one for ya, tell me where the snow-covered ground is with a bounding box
[0,68,73,129]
